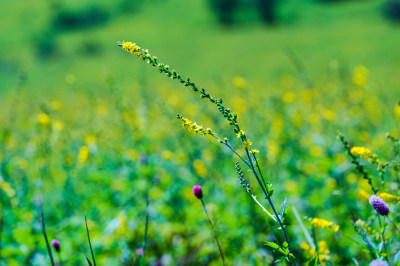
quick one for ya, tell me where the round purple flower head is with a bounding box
[369,259,389,266]
[369,195,389,216]
[193,185,203,199]
[51,239,60,252]
[136,248,143,256]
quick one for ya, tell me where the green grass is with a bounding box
[0,0,399,97]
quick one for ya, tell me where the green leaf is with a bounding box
[308,252,319,266]
[265,241,281,251]
[377,241,384,252]
[391,249,400,265]
[275,256,286,263]
[279,197,288,221]
[265,241,285,255]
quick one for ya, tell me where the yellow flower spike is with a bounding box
[236,130,245,138]
[243,139,252,149]
[350,146,372,159]
[377,192,400,203]
[311,218,339,232]
[300,242,310,251]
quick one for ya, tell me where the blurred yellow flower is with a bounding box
[161,150,173,160]
[85,134,97,145]
[78,146,90,164]
[38,113,51,127]
[311,217,339,232]
[350,146,371,159]
[377,192,399,203]
[282,92,295,103]
[395,104,400,118]
[53,120,64,131]
[300,241,330,265]
[353,65,368,86]
[193,159,207,177]
[233,76,246,89]
[358,189,370,202]
[51,100,62,111]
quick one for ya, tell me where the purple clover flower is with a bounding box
[51,239,60,252]
[136,248,144,256]
[369,195,389,216]
[192,185,203,199]
[369,259,389,266]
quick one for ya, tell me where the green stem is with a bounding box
[201,199,226,266]
[139,196,150,266]
[378,215,388,260]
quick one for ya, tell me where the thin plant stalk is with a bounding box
[139,196,150,266]
[85,213,97,266]
[40,203,55,266]
[387,216,400,233]
[119,41,295,262]
[291,206,315,250]
[200,198,226,266]
[378,215,388,260]
[56,250,62,266]
[243,146,295,261]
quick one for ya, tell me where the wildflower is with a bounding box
[179,116,213,136]
[358,189,370,202]
[369,195,389,216]
[136,248,143,256]
[193,160,208,177]
[376,192,400,203]
[236,130,245,138]
[243,139,252,149]
[78,146,90,164]
[353,65,368,86]
[311,218,339,232]
[193,185,203,199]
[350,146,372,159]
[369,259,389,266]
[38,113,51,127]
[51,239,60,252]
[300,241,330,265]
[233,76,246,89]
[250,148,259,153]
[53,120,64,131]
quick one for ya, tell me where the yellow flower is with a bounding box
[250,148,259,153]
[358,189,370,202]
[300,241,330,265]
[193,159,207,177]
[37,113,51,127]
[121,41,141,56]
[353,65,368,86]
[53,120,64,131]
[243,139,252,149]
[78,146,90,164]
[311,218,339,232]
[51,100,62,111]
[377,192,399,203]
[236,130,245,138]
[233,76,246,89]
[350,146,372,159]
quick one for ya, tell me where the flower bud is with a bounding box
[192,185,203,199]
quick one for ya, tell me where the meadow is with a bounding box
[1,0,400,265]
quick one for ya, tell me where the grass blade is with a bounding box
[85,212,97,266]
[39,202,55,266]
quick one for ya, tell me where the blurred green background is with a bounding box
[1,0,400,265]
